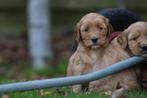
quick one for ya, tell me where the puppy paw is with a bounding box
[104,90,112,96]
[111,88,125,98]
[71,85,82,93]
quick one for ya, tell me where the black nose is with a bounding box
[142,46,147,51]
[91,38,98,43]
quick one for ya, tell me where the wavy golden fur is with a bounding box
[90,21,147,98]
[66,13,113,92]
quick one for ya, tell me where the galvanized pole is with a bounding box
[0,56,144,93]
[27,0,52,69]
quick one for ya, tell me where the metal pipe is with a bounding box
[0,56,144,93]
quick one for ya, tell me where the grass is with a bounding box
[1,87,147,98]
[0,87,108,98]
[126,90,147,98]
[0,60,147,98]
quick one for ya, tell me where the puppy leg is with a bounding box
[71,85,82,93]
[89,81,97,91]
[111,88,126,98]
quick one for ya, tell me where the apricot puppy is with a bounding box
[66,13,113,92]
[90,21,147,98]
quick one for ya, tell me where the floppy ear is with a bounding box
[74,22,81,42]
[106,18,113,37]
[116,32,128,49]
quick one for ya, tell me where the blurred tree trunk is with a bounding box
[27,0,53,69]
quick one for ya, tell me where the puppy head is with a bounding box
[75,13,113,49]
[127,22,147,56]
[116,21,147,56]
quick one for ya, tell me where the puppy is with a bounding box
[66,13,113,92]
[125,22,147,89]
[90,21,147,98]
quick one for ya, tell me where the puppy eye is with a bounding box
[84,28,89,32]
[129,33,139,41]
[132,38,136,40]
[131,37,137,41]
[99,27,103,30]
[98,26,104,31]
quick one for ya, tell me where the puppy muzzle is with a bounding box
[142,46,147,51]
[91,38,98,44]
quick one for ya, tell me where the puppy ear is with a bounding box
[106,18,113,37]
[116,32,127,49]
[74,22,81,42]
